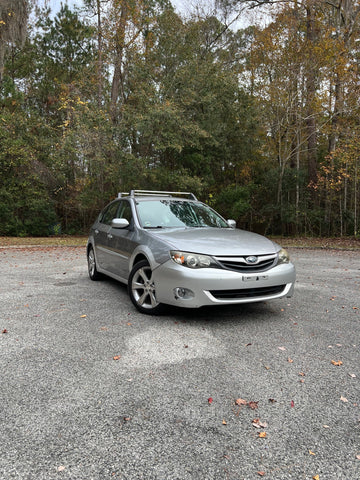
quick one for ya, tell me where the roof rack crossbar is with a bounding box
[119,190,197,200]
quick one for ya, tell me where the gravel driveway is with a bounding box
[1,246,359,480]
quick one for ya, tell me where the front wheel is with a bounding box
[128,260,165,315]
[87,246,102,280]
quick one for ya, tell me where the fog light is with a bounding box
[173,287,194,300]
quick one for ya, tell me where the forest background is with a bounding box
[0,0,359,238]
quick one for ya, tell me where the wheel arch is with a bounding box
[129,246,160,272]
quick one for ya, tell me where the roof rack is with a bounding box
[118,190,197,200]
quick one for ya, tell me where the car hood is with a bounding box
[148,228,279,256]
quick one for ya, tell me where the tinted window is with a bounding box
[100,201,120,225]
[118,201,133,223]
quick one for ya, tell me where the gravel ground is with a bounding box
[0,246,359,480]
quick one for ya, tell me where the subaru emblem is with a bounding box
[245,256,258,264]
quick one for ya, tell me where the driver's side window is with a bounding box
[100,201,120,225]
[118,200,133,223]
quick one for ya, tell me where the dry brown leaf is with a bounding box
[235,398,248,406]
[222,419,227,425]
[257,472,266,477]
[258,432,267,438]
[248,401,259,410]
[309,450,316,455]
[331,360,343,366]
[340,396,348,403]
[313,475,320,480]
[113,355,121,361]
[356,454,360,460]
[252,418,268,429]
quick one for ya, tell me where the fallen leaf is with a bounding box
[340,396,348,403]
[288,357,294,363]
[299,372,306,377]
[235,398,248,406]
[245,343,252,347]
[124,417,131,422]
[309,450,316,455]
[80,314,87,318]
[113,355,121,361]
[248,401,259,410]
[331,360,343,366]
[291,400,295,408]
[252,418,268,428]
[323,425,330,428]
[348,373,356,378]
[2,329,7,334]
[278,346,286,351]
[257,471,266,476]
[57,466,66,472]
[268,398,277,404]
[258,432,267,438]
[208,397,213,404]
[313,476,320,480]
[356,454,360,460]
[222,419,227,425]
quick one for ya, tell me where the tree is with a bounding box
[0,0,30,83]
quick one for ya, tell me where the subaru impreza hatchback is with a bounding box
[87,190,296,314]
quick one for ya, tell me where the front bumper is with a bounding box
[153,260,296,308]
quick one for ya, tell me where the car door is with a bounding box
[94,200,121,271]
[106,200,138,280]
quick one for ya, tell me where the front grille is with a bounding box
[209,285,286,300]
[214,254,277,273]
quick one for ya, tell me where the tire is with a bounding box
[87,246,102,281]
[128,260,165,315]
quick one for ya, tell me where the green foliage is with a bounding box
[0,1,359,236]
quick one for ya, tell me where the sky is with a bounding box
[44,0,187,15]
[41,0,255,29]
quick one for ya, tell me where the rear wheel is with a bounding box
[87,246,102,280]
[128,260,165,315]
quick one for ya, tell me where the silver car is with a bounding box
[87,190,296,314]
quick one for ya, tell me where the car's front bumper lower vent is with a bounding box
[209,285,286,300]
[214,254,277,273]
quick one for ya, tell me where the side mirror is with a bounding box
[227,219,236,229]
[111,218,129,229]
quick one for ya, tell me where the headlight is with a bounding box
[277,248,290,264]
[170,251,217,269]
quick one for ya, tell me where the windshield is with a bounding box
[136,200,229,229]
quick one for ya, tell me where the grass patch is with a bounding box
[0,236,87,247]
[270,236,360,250]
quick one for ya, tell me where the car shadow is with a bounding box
[93,275,287,326]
